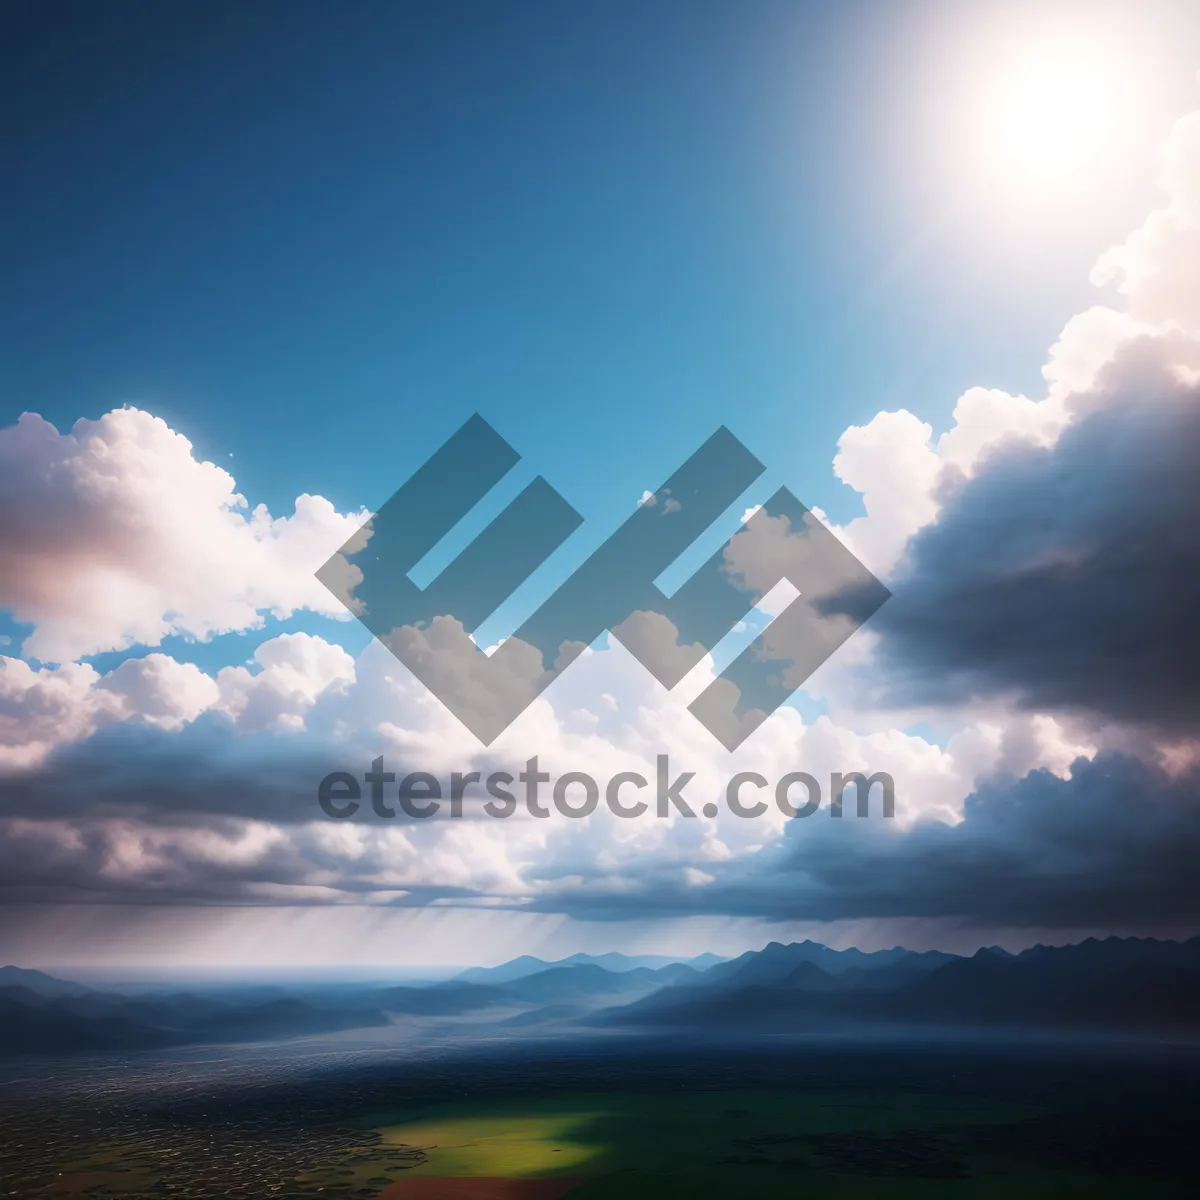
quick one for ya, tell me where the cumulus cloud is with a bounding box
[215,632,355,732]
[0,658,118,770]
[0,407,367,662]
[101,655,221,731]
[555,754,1200,928]
[0,652,220,770]
[0,630,991,907]
[0,630,356,771]
[1090,110,1200,331]
[877,337,1200,733]
[851,106,1200,742]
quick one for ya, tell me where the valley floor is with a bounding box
[3,1030,1198,1198]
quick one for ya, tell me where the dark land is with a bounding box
[3,938,1200,1197]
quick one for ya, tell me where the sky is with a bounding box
[2,0,1200,971]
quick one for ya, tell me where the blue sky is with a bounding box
[3,0,1200,966]
[7,0,1197,675]
[8,0,1193,526]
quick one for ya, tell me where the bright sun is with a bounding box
[985,53,1123,186]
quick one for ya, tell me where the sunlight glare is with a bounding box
[985,52,1123,187]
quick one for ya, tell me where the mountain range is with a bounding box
[4,936,1198,1056]
[454,951,726,985]
[594,937,1200,1036]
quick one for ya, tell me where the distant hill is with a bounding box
[0,965,93,999]
[365,980,508,1015]
[454,955,550,985]
[456,951,724,985]
[699,940,957,988]
[0,958,687,1056]
[0,988,183,1054]
[0,976,390,1057]
[593,937,1200,1037]
[887,938,1200,1031]
[494,961,700,1005]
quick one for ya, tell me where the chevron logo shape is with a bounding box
[317,415,889,749]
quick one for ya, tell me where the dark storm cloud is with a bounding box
[873,336,1200,732]
[749,753,1200,927]
[0,714,540,830]
[0,717,346,827]
[533,754,1200,929]
[0,717,495,906]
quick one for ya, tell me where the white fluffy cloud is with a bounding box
[1091,111,1200,332]
[0,658,116,770]
[0,406,367,663]
[0,631,355,768]
[100,655,221,731]
[0,652,220,770]
[214,632,356,733]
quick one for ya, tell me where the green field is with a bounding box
[342,1089,1187,1198]
[29,1081,1195,1198]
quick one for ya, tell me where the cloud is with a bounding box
[0,592,1181,928]
[214,632,355,733]
[0,630,356,770]
[0,632,988,908]
[0,407,367,662]
[5,102,1200,939]
[101,655,221,731]
[1090,110,1200,331]
[855,103,1200,740]
[550,753,1200,929]
[819,113,1200,600]
[876,335,1200,734]
[0,657,117,770]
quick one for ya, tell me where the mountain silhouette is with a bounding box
[6,937,1200,1056]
